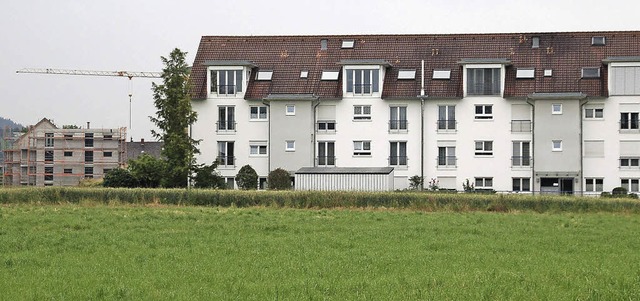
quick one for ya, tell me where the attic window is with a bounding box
[532,37,540,48]
[256,70,273,80]
[300,71,308,78]
[398,69,416,80]
[321,71,339,80]
[544,69,553,77]
[320,39,328,50]
[432,69,451,80]
[341,40,355,48]
[591,36,606,46]
[581,67,600,78]
[516,68,535,79]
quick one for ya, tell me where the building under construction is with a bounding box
[2,118,126,186]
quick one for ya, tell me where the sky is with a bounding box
[1,0,638,141]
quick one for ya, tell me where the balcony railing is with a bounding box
[216,121,237,131]
[317,156,336,166]
[437,119,456,131]
[511,120,532,132]
[216,84,238,96]
[352,83,373,95]
[437,156,457,167]
[216,156,236,168]
[389,120,408,131]
[389,156,408,166]
[512,156,532,167]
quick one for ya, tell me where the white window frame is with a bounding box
[256,70,273,81]
[512,141,531,167]
[437,146,456,168]
[475,177,493,189]
[465,65,502,96]
[341,40,355,48]
[250,106,268,121]
[433,69,451,80]
[584,107,604,119]
[389,106,408,131]
[353,141,371,156]
[474,141,493,156]
[398,69,416,80]
[581,67,601,78]
[389,141,407,166]
[552,140,563,152]
[544,69,553,77]
[285,105,296,116]
[208,66,245,97]
[321,71,339,80]
[217,106,236,131]
[516,68,535,79]
[621,178,639,192]
[345,66,381,95]
[285,140,295,152]
[438,105,456,130]
[217,141,235,168]
[45,133,54,148]
[300,70,309,78]
[317,120,336,132]
[552,104,563,115]
[353,105,372,121]
[475,105,493,120]
[585,178,604,192]
[512,177,531,192]
[620,112,639,129]
[620,157,640,168]
[249,141,268,156]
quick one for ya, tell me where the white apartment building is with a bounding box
[190,32,640,194]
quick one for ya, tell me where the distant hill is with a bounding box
[0,117,24,133]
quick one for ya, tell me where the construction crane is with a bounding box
[16,68,163,131]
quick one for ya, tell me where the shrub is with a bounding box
[103,169,138,188]
[193,161,226,189]
[267,168,291,190]
[236,165,258,190]
[128,153,166,188]
[612,187,628,196]
[463,179,475,193]
[409,176,424,190]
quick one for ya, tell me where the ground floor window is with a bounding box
[585,178,603,192]
[512,177,530,192]
[621,178,639,192]
[475,177,493,189]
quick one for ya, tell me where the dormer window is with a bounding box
[345,68,380,95]
[210,69,243,95]
[467,68,501,95]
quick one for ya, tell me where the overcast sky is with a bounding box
[1,0,638,140]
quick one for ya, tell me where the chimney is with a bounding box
[86,122,90,129]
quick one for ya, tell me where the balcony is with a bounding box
[437,120,456,131]
[511,156,532,167]
[316,156,336,167]
[216,121,237,132]
[511,120,532,132]
[216,156,236,168]
[389,156,408,166]
[437,156,457,168]
[389,120,408,131]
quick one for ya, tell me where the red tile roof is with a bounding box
[191,32,640,100]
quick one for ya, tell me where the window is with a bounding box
[249,142,267,156]
[84,166,94,179]
[552,104,562,115]
[317,121,336,131]
[467,68,501,95]
[584,107,604,119]
[552,140,563,151]
[544,69,553,77]
[390,142,407,166]
[591,36,606,46]
[64,151,73,157]
[300,71,309,78]
[64,134,73,140]
[512,141,531,166]
[104,134,112,140]
[85,151,93,163]
[585,178,603,192]
[217,141,235,167]
[532,37,540,48]
[85,133,94,147]
[256,70,273,80]
[475,105,493,120]
[104,151,112,157]
[621,178,639,192]
[475,177,493,188]
[353,105,371,120]
[226,177,235,189]
[285,105,295,116]
[341,40,355,48]
[259,177,267,190]
[620,157,640,168]
[474,141,493,156]
[285,140,295,152]
[516,68,535,79]
[389,106,407,130]
[610,66,640,95]
[44,166,53,181]
[318,141,335,166]
[353,141,371,156]
[438,146,456,167]
[64,169,72,174]
[346,69,380,94]
[45,150,53,162]
[321,71,339,80]
[620,112,639,129]
[512,178,531,192]
[320,39,328,50]
[217,106,236,131]
[250,106,268,120]
[210,70,243,95]
[581,67,600,78]
[433,69,451,80]
[438,105,456,130]
[45,133,54,147]
[398,70,416,80]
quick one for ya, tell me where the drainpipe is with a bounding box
[579,98,589,196]
[420,59,426,190]
[526,98,535,194]
[262,98,271,173]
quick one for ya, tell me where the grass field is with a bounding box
[1,204,640,300]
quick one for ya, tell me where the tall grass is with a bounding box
[1,187,639,213]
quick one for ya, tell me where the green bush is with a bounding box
[612,187,628,196]
[236,165,258,190]
[267,168,291,190]
[193,161,226,189]
[103,169,138,188]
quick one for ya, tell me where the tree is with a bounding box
[150,48,199,188]
[193,161,226,189]
[103,168,138,188]
[267,168,292,190]
[236,164,258,190]
[128,153,166,188]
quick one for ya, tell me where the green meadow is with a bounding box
[1,203,639,300]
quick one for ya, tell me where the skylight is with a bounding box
[516,68,535,79]
[341,40,355,49]
[300,71,308,78]
[432,69,451,80]
[256,70,273,80]
[544,69,553,77]
[321,71,339,80]
[591,36,606,46]
[582,67,600,78]
[397,69,416,80]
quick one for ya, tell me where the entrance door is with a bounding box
[560,178,574,195]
